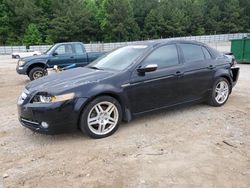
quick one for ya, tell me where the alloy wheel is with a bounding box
[215,80,229,104]
[87,101,119,135]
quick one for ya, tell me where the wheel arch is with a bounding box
[214,74,233,93]
[26,62,47,75]
[214,67,233,87]
[77,92,131,129]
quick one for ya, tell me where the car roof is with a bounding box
[54,42,83,45]
[55,40,207,48]
[134,39,207,48]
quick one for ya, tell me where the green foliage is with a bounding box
[0,0,10,44]
[143,9,165,39]
[0,0,249,45]
[99,0,140,42]
[22,23,42,46]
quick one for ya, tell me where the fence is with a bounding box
[0,33,249,54]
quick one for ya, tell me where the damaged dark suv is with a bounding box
[17,40,240,139]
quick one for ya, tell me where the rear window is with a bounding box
[74,44,85,54]
[180,44,205,63]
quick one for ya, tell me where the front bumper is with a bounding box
[16,65,27,75]
[17,98,88,134]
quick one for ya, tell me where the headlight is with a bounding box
[18,60,25,66]
[32,92,75,103]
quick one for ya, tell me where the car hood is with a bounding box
[26,67,115,94]
[22,54,50,62]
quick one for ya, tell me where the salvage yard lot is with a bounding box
[0,55,250,187]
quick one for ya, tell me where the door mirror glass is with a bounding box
[137,64,158,74]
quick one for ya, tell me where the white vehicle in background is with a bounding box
[12,50,41,59]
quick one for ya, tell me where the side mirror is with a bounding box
[137,64,158,74]
[52,52,58,56]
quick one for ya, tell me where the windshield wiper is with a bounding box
[88,66,104,70]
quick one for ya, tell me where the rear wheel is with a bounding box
[80,96,122,139]
[28,67,46,81]
[208,78,230,107]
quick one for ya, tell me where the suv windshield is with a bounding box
[88,45,149,71]
[44,45,55,55]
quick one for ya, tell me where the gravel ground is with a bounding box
[0,55,250,188]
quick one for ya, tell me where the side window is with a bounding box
[202,46,212,59]
[180,44,205,63]
[55,44,73,55]
[142,45,179,69]
[74,44,85,54]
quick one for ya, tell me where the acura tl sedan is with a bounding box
[17,40,239,139]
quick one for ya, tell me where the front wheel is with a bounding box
[28,67,46,81]
[80,96,122,139]
[208,78,230,107]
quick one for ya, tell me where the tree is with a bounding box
[22,23,42,46]
[0,0,10,45]
[158,0,188,37]
[239,0,250,32]
[47,0,100,43]
[181,0,205,35]
[204,0,221,34]
[220,0,244,33]
[99,0,140,42]
[143,9,165,39]
[131,0,158,30]
[0,0,249,44]
[6,0,41,43]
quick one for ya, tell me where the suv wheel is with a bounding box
[80,96,122,139]
[208,77,230,107]
[29,67,46,81]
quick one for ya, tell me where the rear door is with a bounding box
[178,43,215,101]
[48,44,75,68]
[126,44,184,114]
[73,43,89,67]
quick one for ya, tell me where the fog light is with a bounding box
[41,122,49,129]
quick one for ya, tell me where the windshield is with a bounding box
[44,45,55,54]
[88,45,149,71]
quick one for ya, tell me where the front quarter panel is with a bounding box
[74,72,132,120]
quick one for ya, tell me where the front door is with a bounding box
[47,44,76,68]
[125,44,184,114]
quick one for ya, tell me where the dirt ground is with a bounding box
[0,55,249,188]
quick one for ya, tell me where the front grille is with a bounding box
[21,118,40,130]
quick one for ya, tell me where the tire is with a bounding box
[80,96,122,139]
[28,67,46,81]
[208,77,230,107]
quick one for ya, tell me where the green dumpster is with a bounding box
[231,38,250,63]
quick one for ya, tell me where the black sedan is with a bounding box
[17,40,240,139]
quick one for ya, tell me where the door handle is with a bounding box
[175,71,184,77]
[208,65,215,69]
